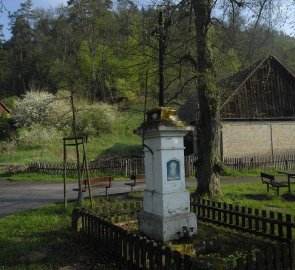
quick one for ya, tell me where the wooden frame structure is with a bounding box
[63,136,93,209]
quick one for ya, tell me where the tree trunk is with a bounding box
[192,0,221,196]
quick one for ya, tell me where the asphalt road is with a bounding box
[0,177,262,218]
[0,179,149,218]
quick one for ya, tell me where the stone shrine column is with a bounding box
[136,107,197,242]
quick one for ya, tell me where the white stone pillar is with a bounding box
[136,107,197,242]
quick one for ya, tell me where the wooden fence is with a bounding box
[26,153,295,176]
[190,195,295,243]
[223,153,295,171]
[26,156,145,177]
[73,206,295,270]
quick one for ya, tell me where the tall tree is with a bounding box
[7,0,34,95]
[190,0,283,195]
[0,25,11,98]
[192,0,221,195]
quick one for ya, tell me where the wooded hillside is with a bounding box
[1,0,295,105]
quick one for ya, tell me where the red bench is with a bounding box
[73,176,113,198]
[124,174,145,193]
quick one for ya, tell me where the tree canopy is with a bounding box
[0,0,294,104]
[1,0,295,195]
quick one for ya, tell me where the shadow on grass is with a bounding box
[281,193,295,201]
[0,171,13,178]
[243,193,273,201]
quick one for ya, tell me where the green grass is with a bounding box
[0,204,73,269]
[0,111,143,182]
[0,186,294,269]
[0,111,142,165]
[0,202,119,269]
[188,182,295,215]
[220,166,283,178]
[169,222,273,268]
[222,182,295,214]
[0,171,71,182]
[0,169,129,182]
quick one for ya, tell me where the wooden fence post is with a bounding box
[71,207,83,232]
[164,246,172,270]
[286,214,292,240]
[291,240,295,270]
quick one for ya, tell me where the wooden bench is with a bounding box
[260,172,288,196]
[124,174,145,193]
[73,176,113,198]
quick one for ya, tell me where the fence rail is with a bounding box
[190,195,295,243]
[223,153,295,171]
[73,207,295,270]
[26,153,295,176]
[26,156,145,177]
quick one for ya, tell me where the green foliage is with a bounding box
[2,0,294,104]
[0,110,15,140]
[18,124,63,146]
[75,103,116,136]
[0,139,17,155]
[0,109,141,164]
[213,48,241,80]
[0,117,12,140]
[2,96,17,110]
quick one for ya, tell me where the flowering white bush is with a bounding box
[18,124,63,146]
[13,91,71,129]
[13,90,116,139]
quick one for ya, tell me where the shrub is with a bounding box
[18,124,63,146]
[13,90,116,139]
[13,91,71,129]
[0,138,17,154]
[75,103,116,136]
[2,96,17,110]
[0,113,16,140]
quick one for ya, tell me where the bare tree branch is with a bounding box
[165,75,198,104]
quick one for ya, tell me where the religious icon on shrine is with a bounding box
[167,160,180,181]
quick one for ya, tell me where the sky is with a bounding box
[0,0,294,41]
[0,0,68,40]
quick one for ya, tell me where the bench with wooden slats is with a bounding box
[73,176,113,198]
[260,172,288,196]
[124,174,145,192]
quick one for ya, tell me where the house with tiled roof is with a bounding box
[179,55,295,158]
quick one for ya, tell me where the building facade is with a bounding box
[179,55,295,158]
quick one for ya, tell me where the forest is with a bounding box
[1,0,295,104]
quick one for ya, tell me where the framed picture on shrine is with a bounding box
[167,160,180,181]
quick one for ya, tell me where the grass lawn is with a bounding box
[0,202,119,270]
[0,171,75,182]
[0,182,294,269]
[0,111,142,165]
[188,182,295,215]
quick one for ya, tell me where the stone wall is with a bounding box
[221,121,295,157]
